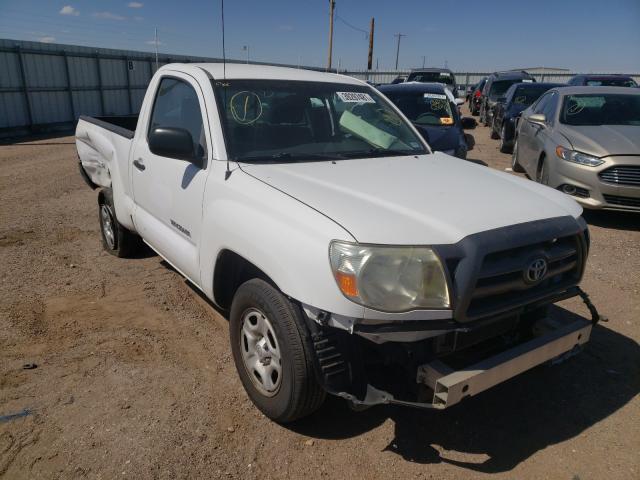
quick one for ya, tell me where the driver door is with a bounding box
[131,73,212,284]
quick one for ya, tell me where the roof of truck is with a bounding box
[165,63,364,85]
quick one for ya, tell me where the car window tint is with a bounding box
[149,77,207,159]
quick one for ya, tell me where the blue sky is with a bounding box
[0,0,639,71]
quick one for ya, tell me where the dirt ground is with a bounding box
[1,109,639,480]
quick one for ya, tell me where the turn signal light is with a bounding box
[335,271,358,297]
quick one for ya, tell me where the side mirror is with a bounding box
[149,127,201,166]
[527,113,546,126]
[461,117,477,129]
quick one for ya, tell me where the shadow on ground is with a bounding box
[0,131,75,146]
[290,306,639,474]
[583,209,640,232]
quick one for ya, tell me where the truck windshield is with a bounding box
[212,80,427,162]
[560,93,640,126]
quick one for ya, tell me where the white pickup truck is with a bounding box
[76,63,600,423]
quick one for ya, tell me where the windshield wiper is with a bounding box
[340,148,420,159]
[238,152,347,163]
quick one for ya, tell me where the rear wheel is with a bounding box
[511,138,525,172]
[230,279,325,423]
[98,189,141,257]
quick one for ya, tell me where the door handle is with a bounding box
[133,159,146,171]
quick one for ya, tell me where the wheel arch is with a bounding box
[212,249,280,310]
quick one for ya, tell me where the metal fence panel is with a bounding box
[72,90,102,118]
[68,56,99,87]
[0,51,22,88]
[0,92,28,128]
[31,91,72,124]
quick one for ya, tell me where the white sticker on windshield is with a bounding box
[336,92,376,103]
[522,79,534,83]
[440,72,451,77]
[423,93,447,99]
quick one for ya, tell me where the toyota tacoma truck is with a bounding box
[76,63,601,423]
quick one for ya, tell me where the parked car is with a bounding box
[378,82,476,159]
[512,86,640,211]
[567,74,637,87]
[407,68,459,98]
[480,71,536,126]
[76,63,596,423]
[491,82,564,152]
[467,77,487,115]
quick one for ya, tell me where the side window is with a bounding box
[541,92,558,124]
[148,77,207,159]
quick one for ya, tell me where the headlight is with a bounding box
[555,146,604,167]
[329,241,450,312]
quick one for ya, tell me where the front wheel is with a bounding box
[499,124,512,153]
[537,157,550,185]
[490,119,499,139]
[230,279,325,423]
[511,139,525,172]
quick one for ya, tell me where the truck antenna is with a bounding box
[221,0,232,180]
[221,0,226,80]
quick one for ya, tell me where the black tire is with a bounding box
[98,188,142,257]
[490,119,499,139]
[537,157,550,185]
[230,279,325,423]
[511,138,525,172]
[499,124,512,153]
[471,102,479,116]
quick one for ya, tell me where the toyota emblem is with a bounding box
[525,257,548,284]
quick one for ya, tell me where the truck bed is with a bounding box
[78,115,139,139]
[76,115,138,189]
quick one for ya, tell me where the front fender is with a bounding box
[199,167,365,319]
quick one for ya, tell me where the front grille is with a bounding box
[599,166,640,187]
[603,193,640,208]
[465,235,582,320]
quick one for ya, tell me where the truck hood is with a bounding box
[557,124,640,157]
[240,153,582,245]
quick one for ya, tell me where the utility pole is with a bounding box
[422,55,426,68]
[327,0,335,71]
[367,17,375,71]
[154,27,159,71]
[394,33,405,70]
[242,45,249,64]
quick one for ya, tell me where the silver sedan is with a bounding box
[512,86,640,212]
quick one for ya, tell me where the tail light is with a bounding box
[474,90,481,98]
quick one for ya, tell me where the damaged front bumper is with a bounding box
[300,287,602,411]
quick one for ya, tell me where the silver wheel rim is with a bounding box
[240,308,282,397]
[512,140,518,168]
[100,205,116,250]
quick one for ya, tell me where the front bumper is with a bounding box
[302,287,596,410]
[550,155,640,212]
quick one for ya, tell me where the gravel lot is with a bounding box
[1,110,639,479]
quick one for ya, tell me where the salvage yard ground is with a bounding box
[1,107,639,479]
